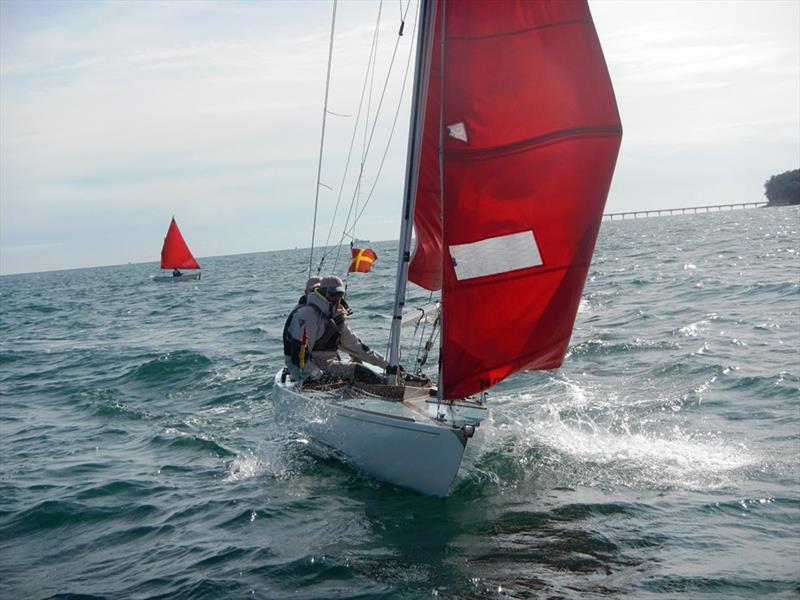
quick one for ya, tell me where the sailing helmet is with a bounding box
[304,276,322,293]
[320,276,345,294]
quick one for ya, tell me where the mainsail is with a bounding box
[406,0,622,399]
[160,218,200,270]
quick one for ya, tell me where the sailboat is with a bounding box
[152,217,202,282]
[273,0,622,495]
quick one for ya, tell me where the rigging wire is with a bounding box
[412,291,438,373]
[353,0,383,275]
[330,0,418,274]
[398,0,410,36]
[341,3,416,232]
[308,0,338,278]
[316,1,385,276]
[314,0,416,276]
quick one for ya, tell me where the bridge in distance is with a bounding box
[603,202,767,220]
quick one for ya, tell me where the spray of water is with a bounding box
[471,375,756,492]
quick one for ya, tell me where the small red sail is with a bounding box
[160,218,200,270]
[348,248,378,273]
[408,0,622,399]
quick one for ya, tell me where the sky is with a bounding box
[1,0,798,275]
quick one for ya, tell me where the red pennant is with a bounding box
[349,248,378,273]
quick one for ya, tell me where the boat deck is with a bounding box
[280,374,485,428]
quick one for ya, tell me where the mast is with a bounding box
[387,0,437,380]
[436,0,446,400]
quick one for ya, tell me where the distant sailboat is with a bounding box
[152,217,201,282]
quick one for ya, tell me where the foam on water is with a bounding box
[225,437,320,484]
[481,376,757,492]
[225,450,264,482]
[678,318,713,338]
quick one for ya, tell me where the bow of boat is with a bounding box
[272,369,487,496]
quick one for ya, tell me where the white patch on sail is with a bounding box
[446,121,468,142]
[450,231,543,280]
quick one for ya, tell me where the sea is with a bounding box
[1,206,798,599]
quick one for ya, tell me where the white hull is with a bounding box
[152,272,201,282]
[272,369,487,496]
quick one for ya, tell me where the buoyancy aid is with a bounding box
[282,291,341,365]
[313,309,343,352]
[282,303,314,366]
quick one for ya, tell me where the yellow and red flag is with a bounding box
[349,248,378,273]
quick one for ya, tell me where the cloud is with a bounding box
[592,8,799,156]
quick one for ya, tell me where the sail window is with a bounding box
[449,230,543,280]
[446,121,468,143]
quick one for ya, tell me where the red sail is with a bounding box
[409,0,622,399]
[160,218,200,270]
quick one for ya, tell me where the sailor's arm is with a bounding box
[339,322,389,369]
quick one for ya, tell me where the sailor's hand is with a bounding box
[306,365,323,382]
[400,367,430,385]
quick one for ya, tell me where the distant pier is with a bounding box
[603,202,767,220]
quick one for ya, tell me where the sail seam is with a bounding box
[448,18,593,41]
[445,260,593,292]
[446,125,622,161]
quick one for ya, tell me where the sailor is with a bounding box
[297,276,322,306]
[282,276,388,384]
[172,268,182,277]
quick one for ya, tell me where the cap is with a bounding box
[304,276,322,293]
[320,276,345,294]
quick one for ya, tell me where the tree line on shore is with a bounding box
[764,169,799,206]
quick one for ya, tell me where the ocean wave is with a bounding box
[0,500,159,537]
[719,372,800,400]
[73,480,167,501]
[569,337,680,358]
[151,431,235,458]
[123,350,213,383]
[77,388,156,421]
[22,304,60,314]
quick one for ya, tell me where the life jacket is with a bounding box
[282,299,341,364]
[282,304,308,365]
[313,310,343,352]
